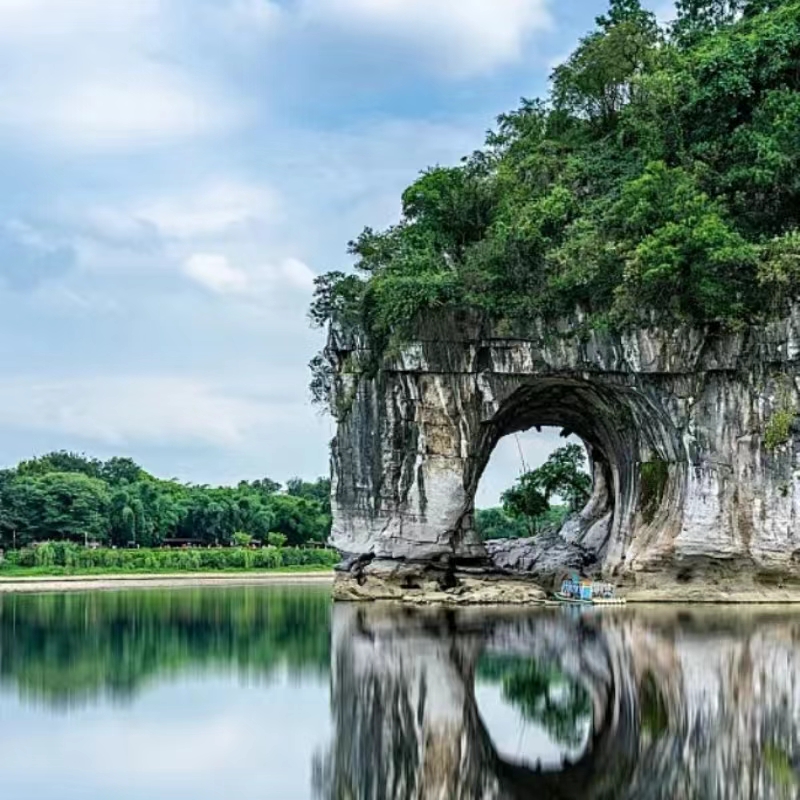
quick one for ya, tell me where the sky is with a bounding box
[0,0,676,499]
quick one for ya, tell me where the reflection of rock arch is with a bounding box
[315,605,800,800]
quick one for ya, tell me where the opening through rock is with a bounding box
[473,427,596,542]
[461,376,684,571]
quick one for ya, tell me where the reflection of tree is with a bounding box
[0,586,330,707]
[479,655,592,749]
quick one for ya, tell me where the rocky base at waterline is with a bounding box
[332,561,547,605]
[334,565,800,605]
[334,530,800,604]
[333,531,591,605]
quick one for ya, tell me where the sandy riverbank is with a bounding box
[0,571,335,593]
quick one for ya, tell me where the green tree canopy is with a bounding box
[502,445,592,521]
[0,452,331,550]
[311,0,800,400]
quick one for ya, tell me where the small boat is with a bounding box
[553,574,626,605]
[553,591,592,605]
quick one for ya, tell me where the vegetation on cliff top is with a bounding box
[311,0,800,399]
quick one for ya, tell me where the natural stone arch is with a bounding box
[464,375,687,573]
[328,310,800,596]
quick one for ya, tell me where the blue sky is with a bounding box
[0,0,675,497]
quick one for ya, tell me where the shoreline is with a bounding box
[3,570,800,604]
[0,571,335,593]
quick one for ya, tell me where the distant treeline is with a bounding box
[0,451,332,550]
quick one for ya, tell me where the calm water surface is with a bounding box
[1,587,799,799]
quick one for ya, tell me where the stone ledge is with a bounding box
[332,570,547,606]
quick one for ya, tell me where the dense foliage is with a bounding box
[0,541,337,574]
[311,0,800,398]
[0,452,332,550]
[475,445,591,540]
[475,505,569,541]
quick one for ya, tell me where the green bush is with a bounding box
[267,532,288,548]
[765,408,795,451]
[1,545,338,574]
[232,531,254,548]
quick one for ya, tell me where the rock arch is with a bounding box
[328,310,800,595]
[465,374,685,569]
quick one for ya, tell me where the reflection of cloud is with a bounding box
[475,683,579,770]
[0,676,331,800]
[301,0,552,76]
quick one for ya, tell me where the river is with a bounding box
[0,586,797,799]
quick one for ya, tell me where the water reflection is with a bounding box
[3,590,800,798]
[0,587,334,800]
[317,605,800,800]
[0,586,331,707]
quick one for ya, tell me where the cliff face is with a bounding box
[328,309,800,587]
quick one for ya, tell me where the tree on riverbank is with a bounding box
[0,452,332,550]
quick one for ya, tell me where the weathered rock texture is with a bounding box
[314,605,800,800]
[328,310,800,588]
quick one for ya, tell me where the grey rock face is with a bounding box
[484,530,594,582]
[328,309,800,583]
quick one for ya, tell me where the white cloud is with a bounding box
[226,0,283,30]
[138,181,279,240]
[0,69,235,152]
[0,0,160,42]
[303,0,552,76]
[0,376,280,447]
[0,0,243,151]
[279,258,317,291]
[182,253,317,295]
[183,254,250,294]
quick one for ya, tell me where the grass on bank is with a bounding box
[0,564,336,579]
[0,541,338,579]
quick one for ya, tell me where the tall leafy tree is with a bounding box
[501,445,592,535]
[552,0,660,125]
